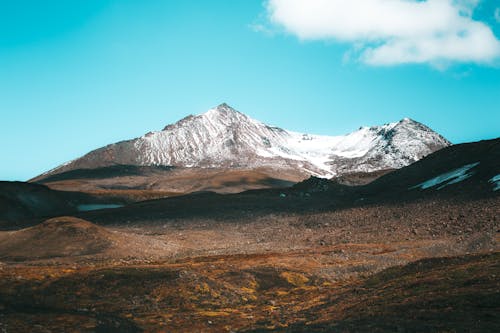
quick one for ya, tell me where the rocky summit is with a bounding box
[39,103,450,179]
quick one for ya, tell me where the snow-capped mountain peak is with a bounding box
[201,103,238,122]
[41,104,451,179]
[206,102,240,116]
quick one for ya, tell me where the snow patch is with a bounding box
[410,162,480,190]
[489,174,500,191]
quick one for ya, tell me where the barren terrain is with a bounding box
[32,166,301,195]
[0,192,498,332]
[0,139,499,332]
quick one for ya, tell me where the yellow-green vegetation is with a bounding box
[0,251,498,332]
[280,271,309,287]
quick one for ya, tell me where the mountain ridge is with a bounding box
[36,103,451,180]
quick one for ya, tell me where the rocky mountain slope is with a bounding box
[0,182,78,228]
[1,138,498,333]
[73,138,498,226]
[37,104,450,180]
[11,138,497,231]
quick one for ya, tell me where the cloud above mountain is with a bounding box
[264,0,500,67]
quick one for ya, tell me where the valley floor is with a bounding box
[0,196,499,332]
[0,248,498,332]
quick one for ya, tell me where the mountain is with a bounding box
[36,104,450,183]
[75,138,499,228]
[3,138,498,332]
[361,137,500,199]
[10,138,497,230]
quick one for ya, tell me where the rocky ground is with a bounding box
[0,194,498,332]
[0,245,498,332]
[0,138,498,332]
[31,165,301,195]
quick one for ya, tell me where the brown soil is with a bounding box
[0,250,498,332]
[333,169,395,186]
[0,194,498,331]
[33,166,300,194]
[0,217,114,260]
[0,138,498,331]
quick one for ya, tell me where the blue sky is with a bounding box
[1,0,499,181]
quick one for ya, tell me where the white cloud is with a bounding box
[265,0,500,66]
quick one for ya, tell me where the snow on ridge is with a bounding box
[130,104,450,177]
[489,174,500,191]
[47,103,451,178]
[410,162,480,190]
[37,159,76,178]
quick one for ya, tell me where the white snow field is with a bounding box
[489,174,500,191]
[411,162,480,190]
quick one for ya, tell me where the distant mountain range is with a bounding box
[6,137,498,230]
[37,103,450,182]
